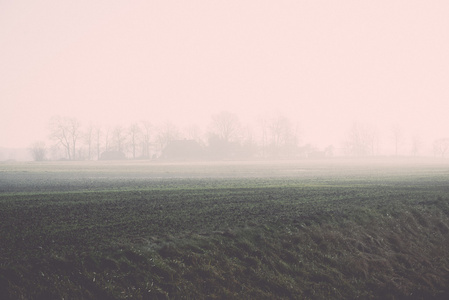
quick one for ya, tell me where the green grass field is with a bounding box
[1,159,449,299]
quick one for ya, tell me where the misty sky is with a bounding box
[1,1,448,150]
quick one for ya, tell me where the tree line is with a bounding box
[30,112,302,161]
[28,112,449,161]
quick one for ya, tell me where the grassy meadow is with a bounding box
[1,159,449,299]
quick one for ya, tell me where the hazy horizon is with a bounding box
[2,1,448,152]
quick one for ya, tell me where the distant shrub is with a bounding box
[99,151,126,160]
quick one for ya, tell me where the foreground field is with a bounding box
[1,160,449,299]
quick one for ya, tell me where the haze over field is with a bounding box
[2,3,449,297]
[1,1,448,154]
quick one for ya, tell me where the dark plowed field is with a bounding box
[1,160,449,299]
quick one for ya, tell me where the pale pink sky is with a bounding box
[1,1,448,151]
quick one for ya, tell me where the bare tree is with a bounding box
[410,133,422,157]
[240,124,257,158]
[344,122,378,157]
[210,111,241,143]
[391,124,404,156]
[49,116,71,159]
[29,141,47,161]
[103,127,111,153]
[285,120,301,157]
[49,116,81,160]
[112,125,127,153]
[67,118,80,160]
[94,125,102,160]
[258,116,269,158]
[128,123,142,159]
[269,115,288,150]
[49,144,65,160]
[83,123,94,160]
[433,138,449,158]
[267,115,299,157]
[185,124,203,145]
[141,121,152,159]
[156,121,180,153]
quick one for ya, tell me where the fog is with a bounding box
[1,1,448,158]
